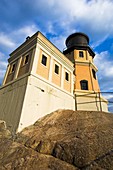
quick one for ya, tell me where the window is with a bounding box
[22,55,29,66]
[92,69,96,79]
[10,63,15,73]
[65,72,69,81]
[41,54,47,66]
[55,64,59,74]
[24,55,29,65]
[79,51,84,58]
[80,80,88,90]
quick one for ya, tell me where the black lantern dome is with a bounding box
[66,32,89,48]
[63,32,95,57]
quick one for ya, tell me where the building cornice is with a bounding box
[9,31,74,71]
[75,60,98,71]
[63,45,95,58]
[8,45,36,63]
[10,32,39,57]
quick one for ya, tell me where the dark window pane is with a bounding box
[55,64,59,74]
[80,80,88,90]
[10,64,15,73]
[24,55,29,64]
[41,55,47,66]
[92,69,96,79]
[79,51,84,58]
[65,72,69,81]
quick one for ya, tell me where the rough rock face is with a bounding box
[0,110,113,169]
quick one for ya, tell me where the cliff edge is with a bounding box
[0,110,113,169]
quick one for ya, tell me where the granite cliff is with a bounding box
[0,110,113,169]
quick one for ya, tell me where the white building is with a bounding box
[0,31,108,133]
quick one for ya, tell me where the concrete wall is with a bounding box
[18,75,75,131]
[0,31,75,133]
[0,77,28,133]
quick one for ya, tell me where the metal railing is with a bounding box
[74,91,113,112]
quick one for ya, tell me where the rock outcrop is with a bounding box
[0,110,113,169]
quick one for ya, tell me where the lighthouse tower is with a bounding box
[63,32,108,111]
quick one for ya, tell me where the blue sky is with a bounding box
[0,0,113,111]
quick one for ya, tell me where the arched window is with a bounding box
[80,80,88,90]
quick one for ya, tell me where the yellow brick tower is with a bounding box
[63,32,108,111]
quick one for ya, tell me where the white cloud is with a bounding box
[15,25,38,37]
[0,24,40,54]
[0,24,40,83]
[0,52,4,60]
[42,0,113,47]
[8,24,39,49]
[55,0,113,30]
[1,0,113,86]
[0,52,7,81]
[0,70,6,79]
[94,51,113,91]
[50,35,66,51]
[0,33,16,48]
[94,50,113,111]
[1,0,113,49]
[46,22,55,35]
[105,94,113,100]
[0,52,7,62]
[94,51,113,78]
[0,61,7,68]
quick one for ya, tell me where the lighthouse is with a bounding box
[0,31,108,133]
[63,32,108,111]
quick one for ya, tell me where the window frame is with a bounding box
[41,54,47,66]
[65,71,69,81]
[92,69,96,79]
[79,51,84,58]
[21,54,29,67]
[24,55,29,65]
[54,64,59,75]
[9,63,16,74]
[80,80,88,90]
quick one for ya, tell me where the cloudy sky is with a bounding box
[0,0,113,110]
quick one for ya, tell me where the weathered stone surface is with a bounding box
[1,110,113,169]
[0,139,77,170]
[0,120,11,141]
